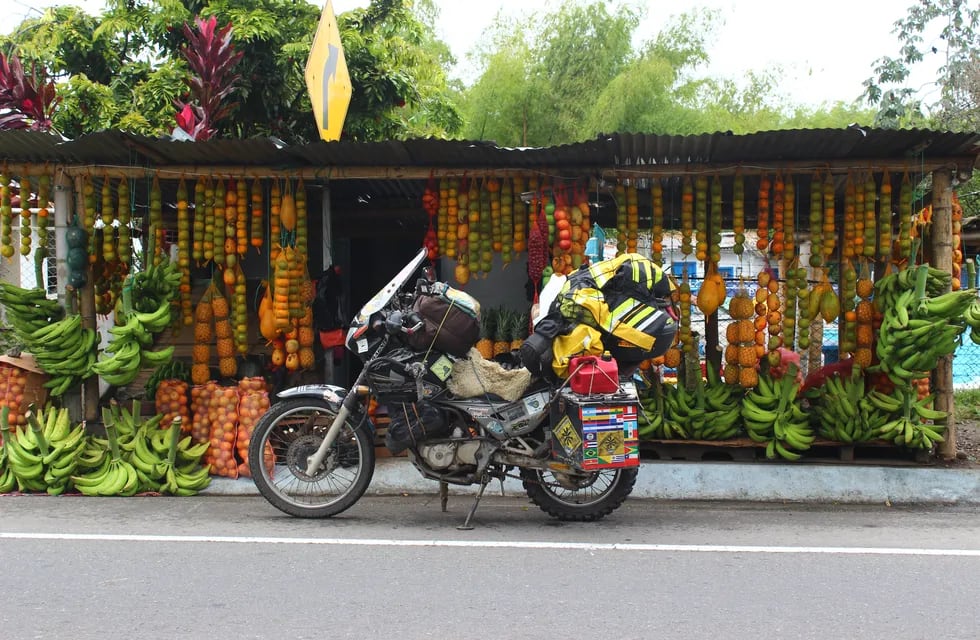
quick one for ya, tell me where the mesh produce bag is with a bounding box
[155,379,190,432]
[204,384,241,479]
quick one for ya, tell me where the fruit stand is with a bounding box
[0,127,978,496]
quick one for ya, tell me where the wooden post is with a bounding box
[73,176,100,423]
[53,173,83,420]
[931,169,956,459]
[320,183,337,386]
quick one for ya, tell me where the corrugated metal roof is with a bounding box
[0,127,975,171]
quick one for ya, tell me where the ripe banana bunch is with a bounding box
[91,300,175,387]
[662,382,701,440]
[0,283,65,337]
[693,368,743,441]
[0,404,87,494]
[741,371,814,461]
[808,371,883,444]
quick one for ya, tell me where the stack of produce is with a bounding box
[91,296,175,387]
[127,415,211,496]
[695,366,742,440]
[805,368,888,444]
[24,314,98,397]
[0,405,86,495]
[724,286,758,387]
[741,370,815,460]
[203,384,242,478]
[235,376,272,478]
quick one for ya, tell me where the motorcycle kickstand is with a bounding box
[457,474,491,531]
[439,480,449,513]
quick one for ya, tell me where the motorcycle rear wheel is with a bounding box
[521,467,638,522]
[249,398,375,518]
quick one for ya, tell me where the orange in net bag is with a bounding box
[235,387,273,478]
[190,381,217,445]
[204,384,241,478]
[155,379,190,432]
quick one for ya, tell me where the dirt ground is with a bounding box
[948,418,980,468]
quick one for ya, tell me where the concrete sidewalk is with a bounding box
[204,459,980,505]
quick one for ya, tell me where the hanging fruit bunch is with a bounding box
[732,173,744,257]
[952,191,964,290]
[249,178,263,254]
[438,178,451,259]
[454,177,469,285]
[614,181,627,255]
[193,177,206,264]
[176,178,193,326]
[479,179,493,276]
[213,179,226,270]
[149,175,164,265]
[116,178,131,267]
[725,284,759,387]
[782,174,795,262]
[761,270,782,352]
[99,175,114,263]
[651,178,664,265]
[551,187,572,276]
[756,175,771,252]
[235,178,248,258]
[879,170,893,264]
[681,177,694,256]
[298,305,316,371]
[0,172,12,259]
[212,283,236,379]
[839,259,858,356]
[626,182,639,254]
[822,172,836,263]
[808,173,823,268]
[527,195,549,300]
[862,172,877,259]
[512,175,526,255]
[782,262,799,351]
[488,177,502,256]
[897,173,914,262]
[500,177,513,265]
[694,175,708,262]
[843,174,857,260]
[467,179,480,278]
[19,174,32,257]
[709,175,722,264]
[35,174,50,269]
[422,175,438,260]
[854,261,875,368]
[771,174,784,257]
[294,178,308,259]
[272,245,291,333]
[203,178,215,263]
[571,184,590,269]
[269,179,282,256]
[678,273,694,356]
[192,288,214,385]
[794,265,810,353]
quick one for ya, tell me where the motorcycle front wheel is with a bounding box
[521,467,638,522]
[249,398,376,518]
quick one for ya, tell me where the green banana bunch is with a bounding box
[693,367,742,441]
[155,418,212,496]
[741,370,814,461]
[0,283,65,338]
[128,256,183,314]
[32,322,100,397]
[872,385,948,450]
[0,406,47,492]
[637,381,666,439]
[70,408,141,497]
[27,405,87,495]
[0,439,16,493]
[874,265,952,310]
[808,369,881,444]
[662,382,701,440]
[92,298,177,388]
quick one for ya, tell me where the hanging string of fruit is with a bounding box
[898,172,913,262]
[709,175,722,264]
[822,172,836,263]
[843,174,857,260]
[270,180,282,257]
[235,178,248,257]
[488,177,502,255]
[422,174,438,260]
[116,178,131,267]
[839,259,858,355]
[232,263,248,355]
[176,178,192,326]
[572,184,589,269]
[732,172,744,258]
[294,178,308,259]
[193,177,205,264]
[203,178,215,263]
[760,270,782,352]
[854,261,874,367]
[213,179,226,269]
[527,176,540,249]
[279,178,296,242]
[725,284,759,387]
[272,246,291,332]
[527,195,548,301]
[500,178,513,265]
[795,265,810,353]
[771,174,784,257]
[854,172,866,259]
[18,174,32,257]
[681,177,694,256]
[211,284,236,379]
[298,305,315,371]
[288,247,305,321]
[100,175,115,263]
[553,188,572,275]
[191,287,214,385]
[756,175,771,252]
[783,174,795,262]
[454,177,469,285]
[438,178,451,259]
[782,261,799,351]
[651,178,664,265]
[626,183,639,254]
[479,179,493,276]
[952,192,964,290]
[35,173,50,267]
[615,181,627,255]
[808,172,823,267]
[149,175,163,265]
[694,175,708,262]
[512,175,526,255]
[878,170,892,263]
[0,172,10,260]
[467,179,480,278]
[82,176,96,262]
[862,172,877,259]
[678,273,694,356]
[249,179,263,255]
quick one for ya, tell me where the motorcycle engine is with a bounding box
[418,440,481,471]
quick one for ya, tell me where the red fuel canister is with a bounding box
[569,353,620,395]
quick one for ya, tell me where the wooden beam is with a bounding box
[931,169,956,460]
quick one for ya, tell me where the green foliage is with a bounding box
[954,389,980,421]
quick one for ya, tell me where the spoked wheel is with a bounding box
[521,467,638,522]
[249,398,375,518]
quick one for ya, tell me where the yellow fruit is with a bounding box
[191,363,210,385]
[219,356,237,378]
[739,366,758,388]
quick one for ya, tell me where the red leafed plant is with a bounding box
[174,16,244,141]
[0,53,60,132]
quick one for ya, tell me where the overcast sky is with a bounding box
[11,0,944,108]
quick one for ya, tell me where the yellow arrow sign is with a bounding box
[305,0,352,141]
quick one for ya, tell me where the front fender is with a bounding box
[276,384,374,434]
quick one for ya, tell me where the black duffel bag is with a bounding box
[385,401,449,454]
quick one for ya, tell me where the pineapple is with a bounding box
[476,307,496,359]
[493,309,511,357]
[511,310,529,352]
[191,363,210,385]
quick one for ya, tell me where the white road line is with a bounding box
[1,531,979,556]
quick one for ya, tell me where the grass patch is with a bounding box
[954,389,980,420]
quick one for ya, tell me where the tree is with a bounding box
[862,0,980,130]
[0,0,461,142]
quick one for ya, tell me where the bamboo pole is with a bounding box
[931,169,956,459]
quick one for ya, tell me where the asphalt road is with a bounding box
[1,495,979,639]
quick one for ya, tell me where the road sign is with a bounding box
[305,0,351,141]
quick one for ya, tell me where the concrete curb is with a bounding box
[204,459,980,505]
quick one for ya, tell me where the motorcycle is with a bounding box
[250,248,676,526]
